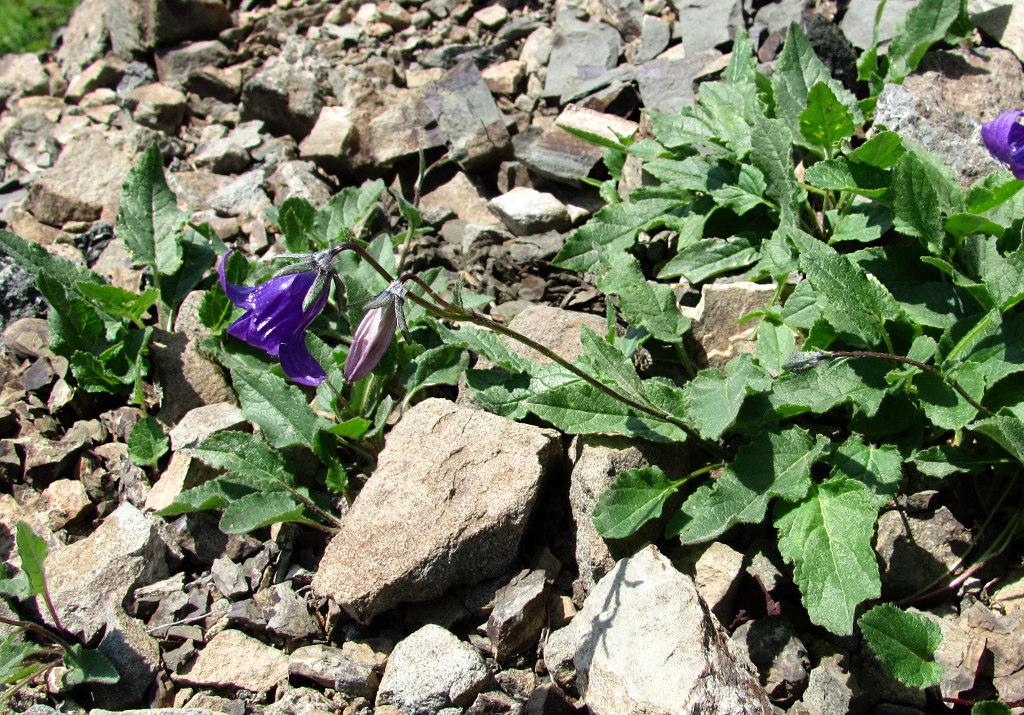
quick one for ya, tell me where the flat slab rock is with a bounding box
[312,398,561,623]
[177,628,288,692]
[573,545,773,715]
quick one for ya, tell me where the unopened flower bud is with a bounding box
[344,281,408,382]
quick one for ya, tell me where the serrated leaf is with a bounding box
[219,491,310,534]
[192,431,293,487]
[859,604,942,688]
[891,149,958,256]
[75,282,157,324]
[0,229,103,287]
[724,28,756,84]
[553,198,681,273]
[678,354,770,440]
[826,202,892,244]
[36,273,106,356]
[593,466,679,539]
[769,358,889,418]
[658,236,757,283]
[799,82,856,149]
[433,322,535,374]
[127,416,169,467]
[277,196,317,252]
[116,143,185,276]
[911,444,992,477]
[197,286,233,333]
[579,325,646,405]
[851,131,905,168]
[775,477,881,635]
[63,644,120,686]
[15,522,48,599]
[597,251,689,344]
[966,173,1024,214]
[156,477,261,517]
[886,0,964,82]
[917,362,985,430]
[0,633,40,685]
[828,436,902,507]
[313,179,385,244]
[972,414,1024,466]
[230,366,329,450]
[755,316,797,375]
[750,117,804,228]
[804,157,889,197]
[671,426,826,543]
[963,237,1024,312]
[400,345,470,404]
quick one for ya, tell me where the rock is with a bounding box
[732,617,809,701]
[376,624,490,712]
[3,318,51,358]
[670,0,742,54]
[482,60,525,96]
[573,545,772,714]
[298,105,357,172]
[263,687,337,715]
[500,305,608,367]
[633,15,672,63]
[123,82,187,133]
[290,641,389,698]
[543,19,622,101]
[420,171,498,225]
[487,188,570,236]
[206,167,270,216]
[840,0,916,50]
[681,282,777,369]
[694,541,745,622]
[56,0,109,78]
[874,506,971,599]
[64,56,126,103]
[267,160,332,206]
[154,40,231,84]
[263,582,320,640]
[240,53,323,140]
[25,132,132,225]
[521,26,555,74]
[105,0,231,57]
[93,605,162,709]
[636,50,722,115]
[39,478,92,530]
[467,691,523,714]
[473,4,509,29]
[145,452,218,512]
[515,106,638,185]
[425,58,512,169]
[790,653,863,715]
[312,398,561,622]
[193,120,264,174]
[873,47,1024,187]
[962,599,1024,702]
[168,402,245,454]
[41,503,168,641]
[0,54,49,109]
[910,607,978,699]
[543,626,577,691]
[487,569,549,661]
[185,64,241,102]
[178,628,289,692]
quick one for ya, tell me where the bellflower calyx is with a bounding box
[982,110,1024,179]
[219,246,344,386]
[344,280,408,383]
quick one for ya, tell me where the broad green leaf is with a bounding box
[707,163,768,215]
[891,149,959,256]
[826,202,892,244]
[597,251,689,344]
[911,444,992,477]
[758,228,798,279]
[156,476,262,516]
[750,117,804,228]
[966,173,1024,214]
[0,633,39,685]
[775,477,881,635]
[771,24,861,140]
[789,230,906,347]
[197,286,233,333]
[230,366,329,450]
[658,236,757,283]
[553,198,681,273]
[219,491,311,534]
[780,278,821,328]
[886,0,964,81]
[127,416,169,467]
[917,362,985,430]
[0,565,29,599]
[36,273,105,356]
[754,316,797,376]
[799,82,856,150]
[0,229,102,287]
[69,351,127,394]
[891,281,965,329]
[593,466,678,539]
[678,354,770,440]
[803,157,888,197]
[859,604,942,688]
[157,228,216,326]
[972,414,1024,466]
[400,345,470,404]
[116,143,185,276]
[963,237,1024,312]
[724,28,756,84]
[74,283,157,324]
[15,522,48,598]
[671,426,827,543]
[770,359,889,419]
[851,131,905,168]
[828,436,902,507]
[277,196,317,252]
[63,644,120,686]
[579,325,646,405]
[326,418,372,439]
[313,179,385,244]
[433,322,534,373]
[944,213,1004,240]
[192,431,293,488]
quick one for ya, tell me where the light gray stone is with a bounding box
[206,167,270,216]
[543,626,577,690]
[290,641,389,698]
[790,653,862,715]
[154,40,231,83]
[0,54,49,109]
[487,569,549,661]
[178,629,288,692]
[875,506,972,599]
[56,0,108,77]
[515,106,637,185]
[636,50,722,115]
[312,398,561,622]
[376,625,490,712]
[573,545,772,714]
[681,281,776,369]
[543,19,622,100]
[487,188,570,237]
[694,541,745,622]
[263,582,320,640]
[267,160,332,206]
[168,402,245,454]
[93,605,161,709]
[193,120,264,174]
[840,0,916,50]
[240,50,323,140]
[104,0,230,57]
[41,503,168,641]
[669,0,742,54]
[732,617,809,701]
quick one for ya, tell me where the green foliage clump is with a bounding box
[0,0,79,55]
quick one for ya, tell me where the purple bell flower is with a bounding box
[344,280,408,383]
[219,247,343,386]
[982,110,1024,179]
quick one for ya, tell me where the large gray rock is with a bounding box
[240,45,323,140]
[875,506,971,599]
[40,503,168,641]
[669,0,742,54]
[790,653,863,715]
[0,54,49,109]
[104,0,231,57]
[487,188,570,236]
[732,617,809,701]
[515,106,637,185]
[487,569,549,661]
[56,0,109,78]
[376,625,490,712]
[312,398,561,623]
[681,282,777,369]
[973,1,1024,63]
[543,18,622,100]
[840,0,916,50]
[93,605,161,709]
[177,629,288,692]
[573,545,772,714]
[154,40,231,83]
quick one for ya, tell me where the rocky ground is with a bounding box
[2,0,1024,713]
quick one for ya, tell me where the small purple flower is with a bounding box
[219,247,343,386]
[982,110,1024,179]
[344,280,408,382]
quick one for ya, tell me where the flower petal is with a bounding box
[344,305,397,382]
[279,333,327,386]
[218,251,255,307]
[982,110,1024,165]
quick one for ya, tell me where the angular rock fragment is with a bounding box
[487,569,549,661]
[105,0,231,57]
[487,187,570,236]
[178,628,289,692]
[312,398,561,622]
[515,106,637,185]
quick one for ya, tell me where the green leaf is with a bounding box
[230,366,329,450]
[15,522,48,599]
[579,325,646,405]
[325,418,372,439]
[658,236,757,283]
[972,414,1024,466]
[799,82,856,150]
[36,273,106,356]
[724,28,756,84]
[891,148,960,256]
[803,157,889,197]
[789,230,906,347]
[74,282,158,324]
[886,0,964,82]
[972,702,1013,715]
[277,196,317,253]
[828,436,902,507]
[775,477,881,635]
[116,143,185,276]
[433,322,534,373]
[678,354,770,440]
[966,174,1024,214]
[769,358,889,418]
[63,644,120,686]
[596,251,689,344]
[0,229,102,287]
[917,362,985,430]
[192,431,293,488]
[772,23,861,141]
[671,426,827,543]
[859,604,942,688]
[554,198,682,273]
[157,228,216,325]
[197,286,233,333]
[400,345,470,404]
[750,117,805,228]
[0,633,40,685]
[593,466,678,539]
[851,131,905,168]
[755,315,797,375]
[944,213,1004,240]
[219,491,310,534]
[911,444,992,477]
[963,237,1024,312]
[313,179,385,244]
[127,416,169,467]
[156,477,261,516]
